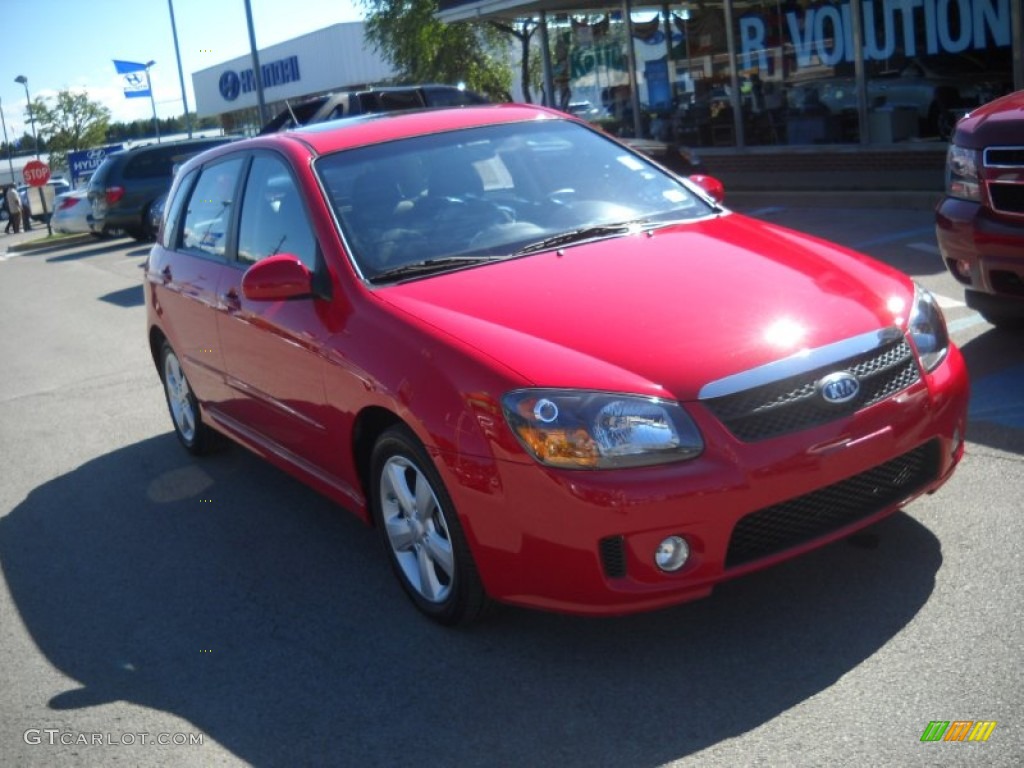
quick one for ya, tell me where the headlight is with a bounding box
[946,144,980,201]
[907,285,949,372]
[502,390,704,469]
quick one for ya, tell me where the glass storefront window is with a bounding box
[731,0,1014,146]
[860,1,1013,143]
[563,0,1014,147]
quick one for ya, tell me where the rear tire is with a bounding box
[160,341,218,455]
[370,425,491,625]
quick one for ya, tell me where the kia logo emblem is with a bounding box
[818,371,860,404]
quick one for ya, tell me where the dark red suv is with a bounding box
[936,90,1024,329]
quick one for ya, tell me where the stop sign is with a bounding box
[23,160,50,187]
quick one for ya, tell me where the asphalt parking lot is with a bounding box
[0,205,1021,767]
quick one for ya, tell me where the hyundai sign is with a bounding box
[69,145,125,186]
[218,55,301,102]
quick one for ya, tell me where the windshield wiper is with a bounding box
[369,255,500,283]
[514,223,636,255]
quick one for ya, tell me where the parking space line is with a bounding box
[745,206,787,217]
[908,242,941,255]
[935,294,966,309]
[852,227,936,250]
[947,313,986,334]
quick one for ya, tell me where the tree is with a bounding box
[30,90,110,172]
[488,18,540,103]
[362,0,513,101]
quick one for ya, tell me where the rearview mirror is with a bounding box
[688,174,726,204]
[241,254,313,301]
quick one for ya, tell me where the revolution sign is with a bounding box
[739,0,1011,72]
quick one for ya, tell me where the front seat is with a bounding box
[347,167,418,270]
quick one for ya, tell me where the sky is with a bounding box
[0,0,365,141]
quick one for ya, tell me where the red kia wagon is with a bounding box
[146,105,969,624]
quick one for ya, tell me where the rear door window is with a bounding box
[180,157,246,259]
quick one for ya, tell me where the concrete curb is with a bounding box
[727,190,942,211]
[6,233,95,253]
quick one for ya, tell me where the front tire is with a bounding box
[160,341,217,455]
[370,426,491,625]
[979,309,1024,331]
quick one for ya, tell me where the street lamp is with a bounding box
[145,60,161,143]
[168,0,193,138]
[14,75,39,158]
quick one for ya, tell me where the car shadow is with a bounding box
[959,327,1024,456]
[0,434,942,766]
[98,285,144,308]
[45,240,133,263]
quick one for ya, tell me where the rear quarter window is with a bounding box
[161,168,198,249]
[124,141,231,179]
[423,88,488,107]
[88,156,119,188]
[365,91,425,112]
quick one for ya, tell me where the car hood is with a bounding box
[376,213,913,401]
[955,90,1024,148]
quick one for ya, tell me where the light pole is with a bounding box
[14,75,39,158]
[0,96,17,186]
[168,0,193,138]
[244,0,268,127]
[145,61,161,143]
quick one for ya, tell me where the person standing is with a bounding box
[1,185,9,234]
[4,185,22,234]
[21,189,32,231]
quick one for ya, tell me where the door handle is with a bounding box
[221,288,242,311]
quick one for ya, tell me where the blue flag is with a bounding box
[114,60,146,74]
[113,60,151,99]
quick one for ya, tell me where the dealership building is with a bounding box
[193,5,1022,189]
[192,23,397,134]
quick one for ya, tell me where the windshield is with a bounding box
[315,119,716,283]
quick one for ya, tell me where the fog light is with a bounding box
[955,259,971,279]
[655,536,690,572]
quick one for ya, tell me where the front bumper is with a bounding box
[936,196,1024,317]
[442,346,969,616]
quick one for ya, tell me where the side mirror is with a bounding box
[241,254,313,301]
[688,174,726,204]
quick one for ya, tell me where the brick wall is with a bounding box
[699,146,948,192]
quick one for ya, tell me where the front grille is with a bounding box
[991,270,1024,297]
[725,440,940,569]
[984,146,1024,167]
[989,182,1024,216]
[703,339,920,442]
[599,536,627,579]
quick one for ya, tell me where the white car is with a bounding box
[18,179,72,223]
[50,188,92,234]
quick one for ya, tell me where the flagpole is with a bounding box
[145,61,161,143]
